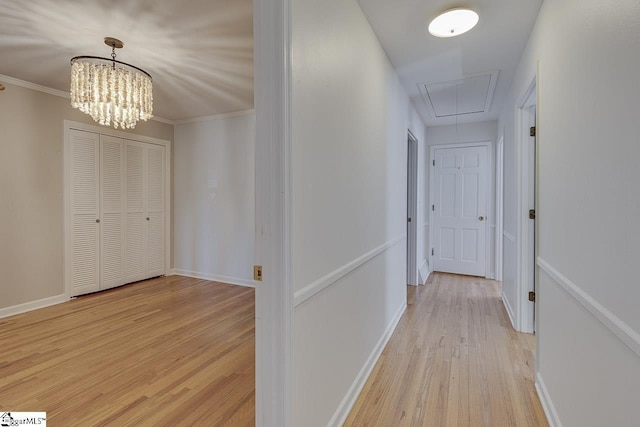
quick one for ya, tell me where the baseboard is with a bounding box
[502,290,517,330]
[0,294,68,319]
[328,301,407,426]
[171,269,256,288]
[535,372,562,427]
[418,259,430,285]
[421,269,431,286]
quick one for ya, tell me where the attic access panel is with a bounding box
[419,70,499,118]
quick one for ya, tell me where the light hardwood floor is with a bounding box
[0,276,255,426]
[345,273,548,427]
[2,273,547,426]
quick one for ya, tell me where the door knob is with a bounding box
[479,216,485,221]
[146,217,150,221]
[96,219,100,223]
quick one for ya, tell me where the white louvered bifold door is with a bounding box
[100,135,126,290]
[145,144,166,278]
[125,140,147,283]
[69,130,100,296]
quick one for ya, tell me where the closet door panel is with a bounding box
[100,135,125,290]
[147,214,165,276]
[101,214,123,287]
[125,141,146,283]
[146,144,165,277]
[69,130,100,296]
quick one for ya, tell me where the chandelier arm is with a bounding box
[70,56,153,81]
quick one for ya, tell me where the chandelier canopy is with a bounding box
[70,37,153,129]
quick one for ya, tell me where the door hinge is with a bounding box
[529,291,536,302]
[431,248,434,256]
[253,265,263,282]
[530,126,536,137]
[433,159,435,166]
[408,217,412,223]
[529,209,536,220]
[432,205,435,211]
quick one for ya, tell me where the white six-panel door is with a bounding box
[68,129,166,297]
[433,146,488,277]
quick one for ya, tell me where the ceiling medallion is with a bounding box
[70,37,153,129]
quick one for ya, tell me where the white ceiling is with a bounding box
[0,0,253,122]
[357,0,543,126]
[0,0,541,125]
[420,70,498,118]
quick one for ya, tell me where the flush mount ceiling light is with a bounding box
[70,37,153,129]
[428,9,479,38]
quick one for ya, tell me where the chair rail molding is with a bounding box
[538,257,640,358]
[294,234,405,306]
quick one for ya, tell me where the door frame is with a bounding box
[429,141,493,278]
[254,0,294,425]
[495,135,504,282]
[63,120,172,299]
[515,77,537,334]
[407,130,419,286]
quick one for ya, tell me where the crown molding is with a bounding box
[0,73,176,126]
[149,116,176,125]
[173,109,256,125]
[0,73,253,126]
[0,73,70,99]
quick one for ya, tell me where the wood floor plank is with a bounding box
[0,276,255,426]
[345,273,548,427]
[1,273,548,426]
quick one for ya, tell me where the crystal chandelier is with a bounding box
[70,37,153,129]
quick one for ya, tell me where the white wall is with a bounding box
[425,121,498,279]
[290,0,426,424]
[0,80,173,314]
[499,0,640,425]
[173,114,255,286]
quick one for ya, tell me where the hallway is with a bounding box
[345,273,547,426]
